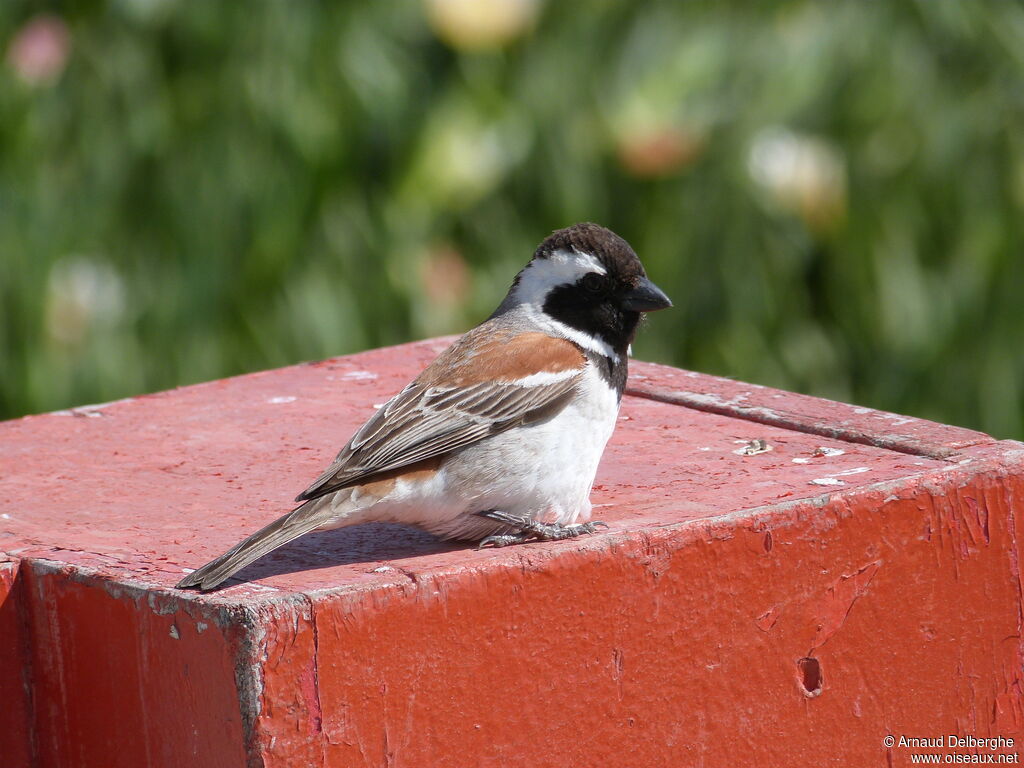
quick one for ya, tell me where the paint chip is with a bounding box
[735,438,773,456]
[268,396,296,404]
[169,625,180,640]
[810,477,845,486]
[812,446,845,457]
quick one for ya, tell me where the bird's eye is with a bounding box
[581,273,606,293]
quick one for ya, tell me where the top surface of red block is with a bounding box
[0,339,996,599]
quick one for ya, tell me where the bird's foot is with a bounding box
[475,509,609,548]
[477,531,533,548]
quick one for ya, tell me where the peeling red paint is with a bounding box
[756,604,783,632]
[810,560,882,651]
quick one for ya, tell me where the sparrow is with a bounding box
[177,222,671,591]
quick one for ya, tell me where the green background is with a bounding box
[2,1,1022,438]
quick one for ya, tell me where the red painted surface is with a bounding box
[1,338,1022,766]
[0,558,33,766]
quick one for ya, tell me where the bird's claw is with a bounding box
[474,509,610,547]
[477,532,530,549]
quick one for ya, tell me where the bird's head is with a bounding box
[496,222,672,357]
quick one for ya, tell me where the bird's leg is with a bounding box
[474,509,609,548]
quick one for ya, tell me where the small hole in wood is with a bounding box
[798,656,823,696]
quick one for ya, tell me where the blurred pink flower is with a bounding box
[6,14,70,85]
[421,246,471,309]
[617,125,705,179]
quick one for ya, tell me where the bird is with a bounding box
[176,222,671,591]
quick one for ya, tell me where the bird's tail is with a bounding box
[176,498,332,591]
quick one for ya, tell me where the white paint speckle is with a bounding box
[0,513,9,519]
[809,467,869,485]
[879,413,913,426]
[791,457,811,464]
[342,370,378,381]
[372,565,394,573]
[853,407,872,414]
[196,622,208,633]
[169,624,180,640]
[817,447,845,457]
[268,396,296,404]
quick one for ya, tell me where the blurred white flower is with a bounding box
[6,14,70,86]
[45,257,126,346]
[407,102,530,208]
[748,128,847,231]
[425,0,540,51]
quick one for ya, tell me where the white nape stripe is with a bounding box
[524,305,619,362]
[515,368,580,387]
[511,247,606,308]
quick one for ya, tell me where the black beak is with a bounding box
[621,277,672,312]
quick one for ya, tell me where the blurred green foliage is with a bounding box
[1,0,1022,437]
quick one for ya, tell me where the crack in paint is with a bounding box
[810,560,882,652]
[304,595,327,767]
[623,384,989,460]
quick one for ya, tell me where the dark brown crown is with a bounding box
[534,222,646,281]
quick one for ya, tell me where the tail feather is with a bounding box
[176,500,329,591]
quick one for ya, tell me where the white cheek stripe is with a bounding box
[503,247,620,363]
[524,305,619,362]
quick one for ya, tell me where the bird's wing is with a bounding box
[295,327,586,502]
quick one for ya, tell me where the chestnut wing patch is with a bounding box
[296,329,586,503]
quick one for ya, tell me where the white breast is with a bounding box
[422,362,621,538]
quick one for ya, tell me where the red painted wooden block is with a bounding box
[1,338,1022,767]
